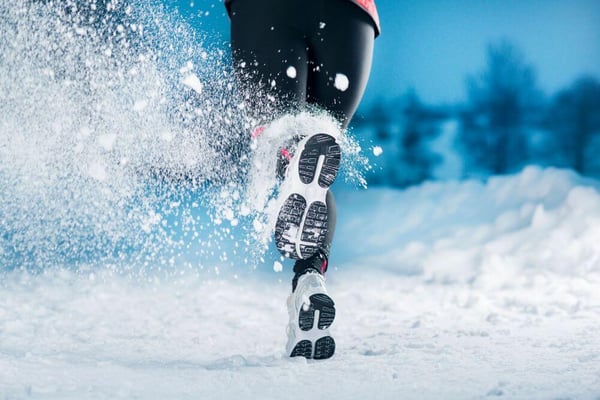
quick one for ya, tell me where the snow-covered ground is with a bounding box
[2,167,600,399]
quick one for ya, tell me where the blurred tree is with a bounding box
[394,90,443,187]
[462,40,542,175]
[351,98,396,186]
[369,98,393,141]
[353,91,448,188]
[546,76,600,174]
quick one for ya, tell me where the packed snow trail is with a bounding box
[2,167,600,399]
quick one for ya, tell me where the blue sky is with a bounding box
[171,0,600,106]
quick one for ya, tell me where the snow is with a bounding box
[334,73,349,92]
[87,161,108,181]
[181,73,203,95]
[286,66,297,79]
[97,133,117,151]
[2,167,600,399]
[273,261,283,272]
[133,99,148,112]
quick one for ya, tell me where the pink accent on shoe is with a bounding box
[280,148,292,160]
[251,126,265,139]
[320,259,328,274]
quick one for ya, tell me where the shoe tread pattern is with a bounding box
[290,293,336,360]
[276,133,340,260]
[274,194,306,259]
[314,336,336,360]
[290,340,312,358]
[298,201,328,259]
[298,293,336,331]
[298,134,341,189]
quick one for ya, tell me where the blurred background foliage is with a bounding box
[355,39,600,187]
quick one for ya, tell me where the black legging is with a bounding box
[229,0,375,255]
[229,0,375,128]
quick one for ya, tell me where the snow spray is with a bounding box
[0,1,366,276]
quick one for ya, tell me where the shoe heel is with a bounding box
[314,336,336,360]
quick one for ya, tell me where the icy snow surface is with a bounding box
[2,167,600,399]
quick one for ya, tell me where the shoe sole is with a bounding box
[289,294,336,360]
[275,133,341,259]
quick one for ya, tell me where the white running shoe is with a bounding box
[274,133,341,260]
[286,272,336,359]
